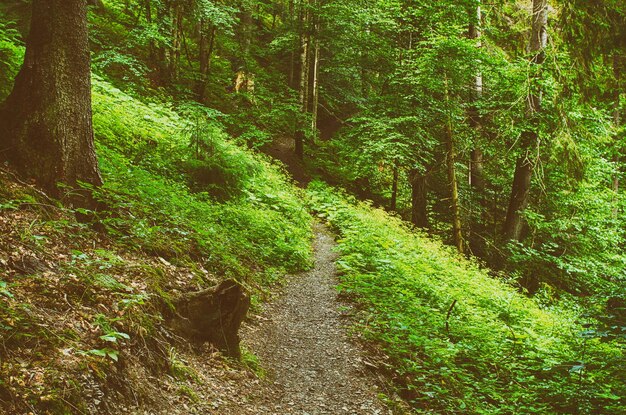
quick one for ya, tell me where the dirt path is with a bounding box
[263,135,310,186]
[238,222,390,415]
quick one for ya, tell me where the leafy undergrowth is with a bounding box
[0,78,312,414]
[308,182,625,415]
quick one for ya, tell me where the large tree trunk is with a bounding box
[503,0,547,241]
[0,0,102,207]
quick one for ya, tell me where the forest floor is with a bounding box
[234,222,394,415]
[0,171,394,415]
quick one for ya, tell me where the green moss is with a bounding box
[168,348,202,383]
[177,384,200,403]
[240,346,266,379]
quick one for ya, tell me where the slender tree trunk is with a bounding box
[390,162,399,212]
[0,0,102,207]
[410,170,428,229]
[468,2,487,256]
[299,6,310,113]
[170,3,183,82]
[444,77,464,254]
[503,0,547,241]
[360,23,370,98]
[295,0,311,160]
[446,121,464,254]
[195,21,215,102]
[156,1,172,85]
[239,1,253,58]
[311,18,320,135]
[144,0,159,81]
[288,0,296,88]
[612,54,621,217]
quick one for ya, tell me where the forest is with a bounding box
[0,0,624,414]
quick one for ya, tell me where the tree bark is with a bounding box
[169,2,183,82]
[446,119,464,254]
[155,1,172,85]
[311,17,320,135]
[288,0,296,88]
[195,21,216,102]
[612,54,621,218]
[144,0,159,81]
[503,0,547,241]
[0,0,102,207]
[295,0,311,160]
[444,77,464,254]
[390,161,399,212]
[410,169,428,229]
[240,1,253,57]
[503,152,533,241]
[468,2,486,256]
[299,3,310,114]
[169,279,250,358]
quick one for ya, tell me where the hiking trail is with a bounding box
[234,222,392,415]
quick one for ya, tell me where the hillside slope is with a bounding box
[0,78,312,414]
[308,182,625,414]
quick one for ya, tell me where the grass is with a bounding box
[307,181,625,414]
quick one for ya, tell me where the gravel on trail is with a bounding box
[237,222,392,415]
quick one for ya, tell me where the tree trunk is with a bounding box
[444,77,464,254]
[612,54,621,218]
[311,20,320,135]
[240,3,253,57]
[0,0,102,207]
[169,2,183,82]
[469,148,487,255]
[503,152,533,241]
[144,0,159,81]
[195,21,216,102]
[156,2,172,85]
[295,0,311,160]
[468,2,486,256]
[503,0,547,241]
[288,0,296,88]
[299,4,310,114]
[468,5,484,182]
[446,119,464,254]
[390,162,399,212]
[169,279,250,358]
[410,170,428,229]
